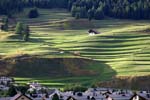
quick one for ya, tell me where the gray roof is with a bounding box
[10,93,32,100]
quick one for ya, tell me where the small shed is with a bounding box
[88,29,100,35]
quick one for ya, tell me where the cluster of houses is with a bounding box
[25,82,150,100]
[0,77,150,100]
[4,87,150,100]
[0,76,13,91]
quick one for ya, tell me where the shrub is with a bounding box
[64,84,87,92]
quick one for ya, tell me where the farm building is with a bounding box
[88,29,100,36]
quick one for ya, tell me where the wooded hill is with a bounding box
[0,0,68,15]
[1,0,150,20]
[69,0,150,20]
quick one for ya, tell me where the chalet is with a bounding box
[11,93,33,100]
[88,29,100,36]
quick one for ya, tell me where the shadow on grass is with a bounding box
[3,33,48,43]
[2,57,117,87]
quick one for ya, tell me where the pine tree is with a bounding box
[7,85,17,97]
[69,0,150,20]
[75,13,80,19]
[1,17,8,31]
[52,93,59,100]
[71,5,77,17]
[28,8,39,18]
[79,6,87,18]
[22,25,30,42]
[15,22,23,34]
[87,8,95,21]
[94,7,104,20]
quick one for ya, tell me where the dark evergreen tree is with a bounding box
[15,22,23,34]
[15,22,30,42]
[69,0,150,20]
[0,0,23,15]
[75,13,80,19]
[7,85,17,97]
[22,25,30,42]
[52,93,59,100]
[28,8,39,18]
[94,7,104,20]
[1,17,9,31]
[71,5,77,17]
[79,6,87,18]
[87,8,95,21]
[16,86,29,94]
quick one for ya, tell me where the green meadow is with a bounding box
[0,8,150,87]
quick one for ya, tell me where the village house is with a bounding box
[27,82,48,98]
[129,93,147,100]
[27,82,42,91]
[0,84,9,90]
[0,76,13,85]
[66,96,76,100]
[11,93,33,100]
[24,86,150,100]
[48,88,60,98]
[29,87,149,100]
[1,81,149,100]
[0,76,13,91]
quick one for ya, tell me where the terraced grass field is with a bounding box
[0,8,150,87]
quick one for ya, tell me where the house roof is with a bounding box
[48,89,57,95]
[11,93,32,100]
[88,29,100,34]
[66,96,76,100]
[129,94,147,100]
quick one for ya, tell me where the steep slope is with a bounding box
[0,54,114,77]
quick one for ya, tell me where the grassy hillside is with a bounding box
[0,55,115,87]
[0,8,150,87]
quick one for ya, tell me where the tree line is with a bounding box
[23,0,68,9]
[0,0,68,16]
[68,0,150,20]
[1,0,150,20]
[0,0,23,16]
